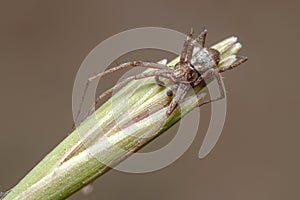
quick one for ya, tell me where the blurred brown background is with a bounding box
[0,0,299,199]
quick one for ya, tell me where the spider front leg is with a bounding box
[190,28,208,64]
[180,28,194,62]
[218,56,248,73]
[74,62,169,125]
[195,56,248,107]
[186,29,195,62]
[195,28,208,48]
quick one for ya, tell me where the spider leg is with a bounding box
[121,83,190,157]
[155,76,165,87]
[197,69,226,107]
[140,83,190,140]
[192,56,248,107]
[165,83,190,117]
[190,62,208,87]
[155,71,176,87]
[180,28,194,62]
[94,69,171,107]
[91,61,167,81]
[189,28,208,65]
[186,29,195,62]
[218,56,248,73]
[191,76,203,87]
[190,29,208,64]
[75,61,168,124]
[75,69,169,125]
[195,28,208,48]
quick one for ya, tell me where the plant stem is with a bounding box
[2,36,243,200]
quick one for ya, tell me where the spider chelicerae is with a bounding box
[76,29,248,130]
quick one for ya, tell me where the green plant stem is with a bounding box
[2,36,243,200]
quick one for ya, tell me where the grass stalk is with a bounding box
[2,36,243,200]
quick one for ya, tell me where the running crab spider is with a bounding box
[75,29,248,129]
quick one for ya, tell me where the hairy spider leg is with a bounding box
[196,56,248,107]
[118,83,191,161]
[196,69,225,107]
[75,61,168,125]
[218,56,248,73]
[187,28,208,62]
[180,28,194,62]
[186,29,195,62]
[195,28,208,48]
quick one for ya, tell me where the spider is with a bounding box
[76,28,247,130]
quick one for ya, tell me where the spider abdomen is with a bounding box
[192,48,221,73]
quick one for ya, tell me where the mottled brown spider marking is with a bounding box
[172,61,199,83]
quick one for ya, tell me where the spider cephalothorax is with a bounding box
[171,61,199,83]
[170,47,221,86]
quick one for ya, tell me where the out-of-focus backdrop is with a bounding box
[0,0,299,199]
